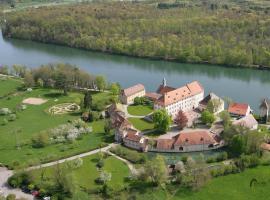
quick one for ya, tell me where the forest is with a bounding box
[2,0,270,68]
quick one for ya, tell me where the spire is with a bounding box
[162,77,166,87]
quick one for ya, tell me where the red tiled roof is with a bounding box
[174,130,216,146]
[156,139,175,150]
[125,131,141,142]
[155,81,204,106]
[122,84,145,97]
[157,85,176,95]
[145,92,162,101]
[228,103,249,116]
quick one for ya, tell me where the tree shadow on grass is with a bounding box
[43,92,63,98]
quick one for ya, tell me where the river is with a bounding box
[0,32,269,112]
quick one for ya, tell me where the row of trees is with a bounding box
[3,2,270,68]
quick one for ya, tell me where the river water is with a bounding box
[0,32,269,112]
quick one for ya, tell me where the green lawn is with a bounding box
[0,77,22,97]
[0,79,113,167]
[32,153,130,192]
[131,166,270,200]
[128,117,154,132]
[127,105,153,116]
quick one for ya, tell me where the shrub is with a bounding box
[216,152,228,162]
[2,118,8,126]
[206,157,216,163]
[8,172,34,188]
[97,159,104,168]
[0,108,11,115]
[110,146,146,164]
[8,114,17,121]
[89,111,100,122]
[32,132,49,148]
[67,158,83,169]
[6,194,16,200]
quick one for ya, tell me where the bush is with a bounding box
[0,108,11,115]
[216,152,228,162]
[6,194,16,200]
[2,118,8,126]
[8,114,17,121]
[206,157,216,163]
[235,154,260,171]
[8,172,34,188]
[97,159,104,168]
[89,111,100,122]
[110,146,146,164]
[32,132,49,148]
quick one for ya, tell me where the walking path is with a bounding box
[0,143,138,199]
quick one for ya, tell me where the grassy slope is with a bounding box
[128,117,154,131]
[0,79,113,166]
[0,77,22,97]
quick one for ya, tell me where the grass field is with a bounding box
[32,153,130,193]
[127,105,153,116]
[0,78,113,167]
[126,166,270,200]
[0,77,22,97]
[128,117,154,132]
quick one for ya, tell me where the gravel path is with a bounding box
[0,144,116,199]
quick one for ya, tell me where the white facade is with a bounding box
[154,92,204,118]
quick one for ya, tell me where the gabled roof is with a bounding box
[228,103,250,116]
[156,139,175,150]
[122,84,145,97]
[233,114,258,129]
[174,130,216,146]
[200,92,223,106]
[125,131,141,142]
[145,92,162,101]
[156,85,176,95]
[155,81,204,106]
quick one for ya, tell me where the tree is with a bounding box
[207,99,222,113]
[245,131,263,155]
[52,164,75,199]
[229,134,246,156]
[83,91,92,109]
[144,155,167,186]
[201,110,215,125]
[175,110,188,129]
[31,132,49,148]
[24,71,35,88]
[110,82,120,96]
[219,110,231,128]
[55,72,70,95]
[95,75,106,91]
[153,109,171,132]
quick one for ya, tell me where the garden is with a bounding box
[0,77,113,168]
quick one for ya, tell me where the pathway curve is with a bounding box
[106,148,138,175]
[0,168,34,200]
[0,144,116,199]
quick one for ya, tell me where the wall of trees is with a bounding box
[3,1,270,68]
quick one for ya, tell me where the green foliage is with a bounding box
[219,110,231,127]
[8,171,34,188]
[152,109,171,132]
[144,155,168,186]
[230,135,246,157]
[6,194,16,200]
[31,131,49,148]
[83,91,92,109]
[201,110,215,125]
[3,2,270,68]
[95,75,106,91]
[110,146,146,164]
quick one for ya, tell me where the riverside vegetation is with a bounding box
[1,0,270,69]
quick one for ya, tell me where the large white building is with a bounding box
[153,79,204,118]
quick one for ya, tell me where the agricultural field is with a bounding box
[0,78,113,167]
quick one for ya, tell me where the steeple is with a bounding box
[162,77,166,87]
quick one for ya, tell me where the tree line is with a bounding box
[2,1,270,68]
